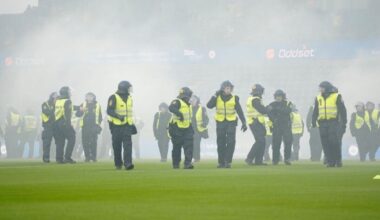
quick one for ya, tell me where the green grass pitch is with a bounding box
[0,160,379,220]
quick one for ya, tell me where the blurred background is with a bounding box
[0,0,379,160]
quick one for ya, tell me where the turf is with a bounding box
[0,160,379,220]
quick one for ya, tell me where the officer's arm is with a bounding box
[206,96,217,109]
[252,99,267,114]
[64,100,73,126]
[312,98,319,127]
[202,107,209,126]
[306,106,313,131]
[349,113,356,136]
[41,103,51,116]
[153,113,159,137]
[98,107,103,124]
[337,95,347,126]
[76,103,84,117]
[106,95,119,119]
[234,96,246,125]
[168,100,182,118]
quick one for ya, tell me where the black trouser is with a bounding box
[319,120,340,166]
[193,132,202,161]
[355,134,371,161]
[19,131,37,158]
[42,125,55,161]
[309,128,323,161]
[82,127,98,161]
[54,125,76,162]
[291,134,302,161]
[369,132,379,161]
[169,125,193,167]
[4,127,21,158]
[157,136,170,161]
[216,121,237,165]
[272,124,293,163]
[111,125,133,167]
[246,121,266,164]
[264,135,272,161]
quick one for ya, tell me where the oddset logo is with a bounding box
[266,46,315,60]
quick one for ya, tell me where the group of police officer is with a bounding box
[41,87,103,164]
[350,101,379,162]
[3,79,377,170]
[154,80,343,169]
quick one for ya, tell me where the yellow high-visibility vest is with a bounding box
[246,96,265,125]
[355,111,371,130]
[8,112,21,127]
[215,95,237,122]
[317,93,339,120]
[23,115,37,132]
[170,99,192,128]
[41,102,53,123]
[80,102,101,127]
[370,109,379,128]
[55,99,73,121]
[108,94,134,125]
[195,105,207,132]
[291,112,303,134]
[264,116,272,136]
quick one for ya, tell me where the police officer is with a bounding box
[245,84,268,166]
[153,103,171,162]
[306,105,323,161]
[41,92,58,163]
[107,81,136,170]
[19,110,38,158]
[4,107,22,158]
[350,102,371,161]
[54,86,77,164]
[168,87,194,169]
[365,101,379,161]
[190,95,209,162]
[290,106,304,161]
[207,80,247,168]
[76,92,103,162]
[312,81,347,167]
[267,90,293,165]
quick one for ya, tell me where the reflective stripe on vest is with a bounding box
[355,111,371,130]
[317,93,339,120]
[108,94,134,125]
[55,99,72,121]
[246,96,265,125]
[215,95,237,122]
[291,112,303,134]
[170,99,192,128]
[195,105,207,132]
[80,102,101,127]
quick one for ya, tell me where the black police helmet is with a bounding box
[274,89,286,99]
[117,81,132,94]
[220,80,234,90]
[251,84,264,96]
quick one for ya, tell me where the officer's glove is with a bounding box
[178,113,184,121]
[241,124,248,132]
[215,90,222,97]
[117,114,125,121]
